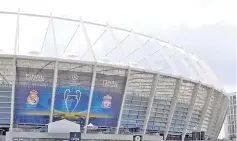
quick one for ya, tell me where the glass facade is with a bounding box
[0,58,14,125]
[120,71,153,129]
[226,93,237,140]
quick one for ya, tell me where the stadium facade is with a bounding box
[224,92,236,140]
[0,11,229,140]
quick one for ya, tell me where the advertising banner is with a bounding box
[14,86,52,124]
[89,73,126,127]
[53,71,92,125]
[14,67,126,127]
[14,67,54,124]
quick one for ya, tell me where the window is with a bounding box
[234,106,236,115]
[232,125,235,134]
[233,95,236,104]
[228,126,230,134]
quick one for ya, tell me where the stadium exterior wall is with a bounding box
[0,55,229,140]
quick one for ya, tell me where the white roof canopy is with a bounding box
[0,11,223,89]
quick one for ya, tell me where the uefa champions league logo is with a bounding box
[64,89,81,113]
[71,74,78,81]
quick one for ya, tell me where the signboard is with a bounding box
[89,73,126,127]
[14,67,127,127]
[14,67,53,124]
[70,132,81,141]
[53,87,89,125]
[53,71,92,125]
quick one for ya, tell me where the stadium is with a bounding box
[0,11,229,141]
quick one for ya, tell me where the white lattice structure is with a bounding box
[0,11,229,140]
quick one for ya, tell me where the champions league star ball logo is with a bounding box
[101,95,112,109]
[27,90,39,106]
[64,89,81,113]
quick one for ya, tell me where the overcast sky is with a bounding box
[0,0,236,138]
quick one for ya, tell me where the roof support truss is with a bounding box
[60,24,80,56]
[80,17,97,62]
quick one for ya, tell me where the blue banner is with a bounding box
[14,67,54,125]
[53,87,90,125]
[89,89,123,127]
[89,73,126,127]
[14,67,126,127]
[14,85,52,124]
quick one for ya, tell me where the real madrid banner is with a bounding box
[89,73,126,127]
[14,67,54,124]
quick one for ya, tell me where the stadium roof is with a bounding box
[0,11,223,90]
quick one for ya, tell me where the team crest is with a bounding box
[27,90,39,106]
[101,95,112,109]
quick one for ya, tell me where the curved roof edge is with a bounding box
[0,10,224,93]
[0,53,226,94]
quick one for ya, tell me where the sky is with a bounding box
[0,0,236,138]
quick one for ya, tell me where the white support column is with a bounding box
[215,96,228,136]
[80,17,97,62]
[207,92,222,137]
[182,82,201,141]
[115,68,131,134]
[197,87,214,131]
[9,56,17,131]
[216,98,229,137]
[49,13,59,123]
[10,9,20,131]
[49,60,58,123]
[164,78,183,140]
[143,73,160,134]
[84,65,97,133]
[214,96,226,129]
